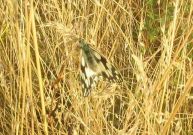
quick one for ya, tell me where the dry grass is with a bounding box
[0,0,193,135]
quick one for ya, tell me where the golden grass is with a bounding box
[0,0,193,135]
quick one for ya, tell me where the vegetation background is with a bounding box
[0,0,193,134]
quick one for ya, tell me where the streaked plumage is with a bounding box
[80,39,122,96]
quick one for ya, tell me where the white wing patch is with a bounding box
[81,57,85,67]
[85,67,96,78]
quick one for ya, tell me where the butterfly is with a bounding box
[79,39,122,96]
